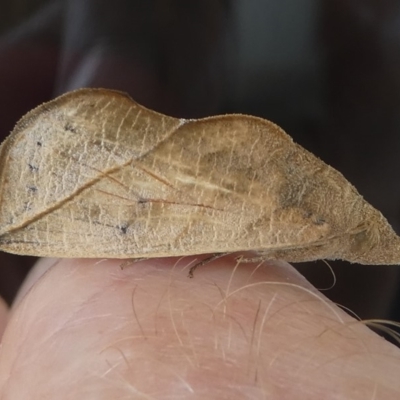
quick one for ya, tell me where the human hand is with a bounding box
[0,254,399,399]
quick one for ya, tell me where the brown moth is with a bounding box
[0,88,399,265]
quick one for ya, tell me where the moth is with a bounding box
[0,88,399,265]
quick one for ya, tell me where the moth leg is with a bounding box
[188,253,228,278]
[235,254,274,264]
[120,258,148,269]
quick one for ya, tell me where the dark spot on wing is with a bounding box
[65,123,77,133]
[37,141,42,147]
[303,210,326,226]
[117,223,129,235]
[27,185,37,193]
[28,163,39,172]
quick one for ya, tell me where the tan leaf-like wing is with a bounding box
[1,88,400,264]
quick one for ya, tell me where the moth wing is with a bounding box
[0,103,334,258]
[0,89,182,256]
[2,89,399,264]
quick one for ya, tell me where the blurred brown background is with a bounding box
[0,0,400,329]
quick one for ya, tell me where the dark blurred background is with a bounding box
[1,0,400,328]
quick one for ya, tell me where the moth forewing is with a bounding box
[0,88,400,265]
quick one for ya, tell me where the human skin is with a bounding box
[0,254,399,399]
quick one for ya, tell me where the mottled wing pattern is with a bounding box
[0,89,400,264]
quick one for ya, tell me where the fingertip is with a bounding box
[12,258,60,308]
